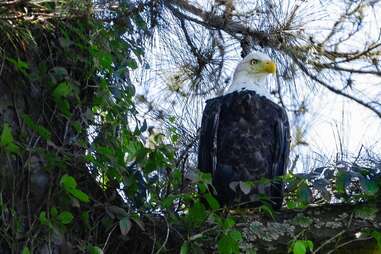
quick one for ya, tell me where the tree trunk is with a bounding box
[0,19,109,253]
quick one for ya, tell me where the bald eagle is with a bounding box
[198,51,290,209]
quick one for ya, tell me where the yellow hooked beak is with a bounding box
[260,60,276,74]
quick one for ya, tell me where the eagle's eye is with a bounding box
[250,59,258,65]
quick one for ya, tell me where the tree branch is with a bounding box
[135,202,381,253]
[293,57,381,118]
[165,0,276,49]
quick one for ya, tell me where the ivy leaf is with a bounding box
[57,211,74,224]
[223,217,236,229]
[336,171,349,194]
[180,242,189,254]
[188,201,207,225]
[68,188,90,203]
[354,206,378,220]
[7,57,29,76]
[8,58,29,70]
[98,51,113,71]
[22,114,52,140]
[218,233,240,254]
[81,211,90,227]
[305,240,314,251]
[119,217,132,236]
[53,82,72,98]
[229,230,243,242]
[0,123,19,154]
[39,211,48,225]
[88,245,103,254]
[50,207,58,218]
[162,195,175,209]
[205,193,220,210]
[370,230,381,250]
[293,240,306,254]
[21,246,30,254]
[0,123,13,146]
[60,175,90,203]
[297,182,312,204]
[287,200,305,209]
[259,204,274,218]
[359,176,379,195]
[60,174,77,189]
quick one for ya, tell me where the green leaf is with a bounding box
[98,51,113,71]
[53,82,72,98]
[39,211,48,225]
[370,230,381,250]
[21,246,30,254]
[218,233,240,254]
[0,123,13,146]
[52,82,73,116]
[133,14,147,29]
[293,240,306,254]
[223,217,235,229]
[7,58,29,76]
[56,98,71,116]
[60,174,77,190]
[180,242,189,254]
[0,123,19,153]
[88,245,103,254]
[336,171,349,194]
[60,175,90,203]
[50,207,58,217]
[297,182,312,204]
[354,206,378,220]
[187,201,207,225]
[81,211,90,227]
[162,195,175,209]
[360,177,379,195]
[68,188,90,203]
[198,183,207,193]
[119,217,132,236]
[126,59,138,69]
[205,193,220,210]
[258,204,274,218]
[57,211,74,224]
[7,57,29,70]
[22,114,52,140]
[305,240,314,251]
[229,230,243,242]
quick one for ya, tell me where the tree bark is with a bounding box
[145,202,381,254]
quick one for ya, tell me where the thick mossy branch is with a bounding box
[145,203,381,253]
[232,203,381,253]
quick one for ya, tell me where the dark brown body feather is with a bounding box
[198,91,290,208]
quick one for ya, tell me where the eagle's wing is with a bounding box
[198,98,221,176]
[271,106,290,209]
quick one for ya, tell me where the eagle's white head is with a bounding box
[225,51,276,100]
